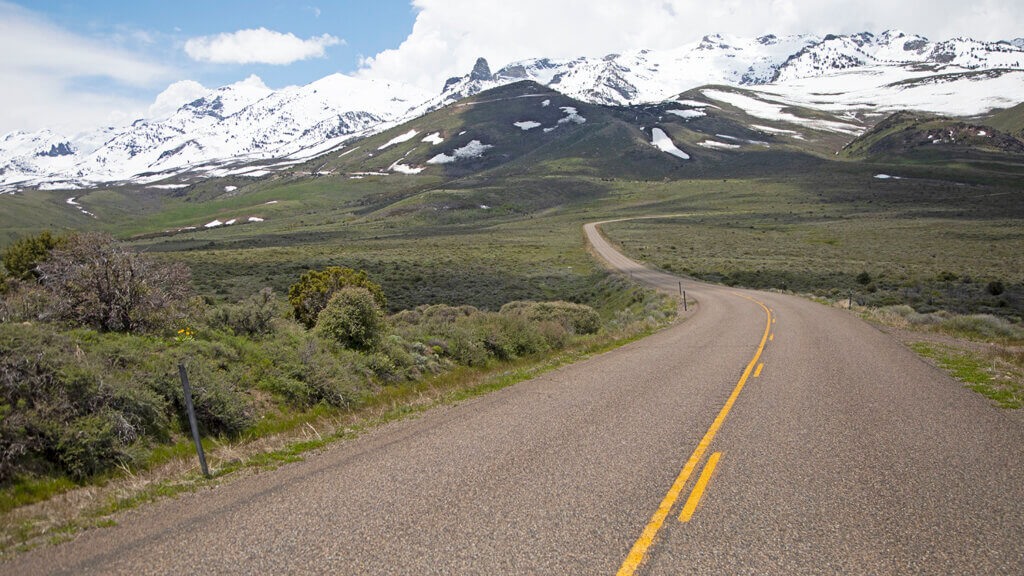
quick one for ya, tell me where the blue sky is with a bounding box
[18,1,418,90]
[2,0,1022,135]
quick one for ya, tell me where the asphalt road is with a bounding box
[6,220,1022,575]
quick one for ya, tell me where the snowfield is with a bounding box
[651,128,690,159]
[702,89,863,135]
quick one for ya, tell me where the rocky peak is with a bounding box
[36,142,74,157]
[470,57,492,82]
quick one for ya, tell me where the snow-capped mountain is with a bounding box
[3,30,1023,192]
[439,31,1023,108]
[1,75,429,190]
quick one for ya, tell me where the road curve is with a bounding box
[4,220,1022,575]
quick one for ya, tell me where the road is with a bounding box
[5,219,1022,575]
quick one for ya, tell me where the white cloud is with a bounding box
[147,80,211,120]
[184,28,342,65]
[359,0,1024,92]
[0,1,173,134]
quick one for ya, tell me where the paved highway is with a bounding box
[5,219,1021,575]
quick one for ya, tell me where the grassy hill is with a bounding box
[1,81,1022,318]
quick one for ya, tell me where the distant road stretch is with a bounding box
[5,219,1022,575]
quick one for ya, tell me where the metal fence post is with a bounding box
[178,363,210,478]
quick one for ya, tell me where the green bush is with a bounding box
[0,323,163,481]
[54,413,124,481]
[500,300,602,334]
[314,288,385,350]
[208,287,280,336]
[2,231,67,281]
[289,267,386,328]
[163,359,251,436]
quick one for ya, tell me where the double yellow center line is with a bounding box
[616,294,772,576]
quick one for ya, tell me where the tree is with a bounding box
[288,266,386,328]
[37,233,196,333]
[2,231,67,280]
[314,288,385,350]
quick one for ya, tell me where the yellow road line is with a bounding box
[769,333,774,342]
[754,363,764,378]
[616,294,772,576]
[679,452,723,522]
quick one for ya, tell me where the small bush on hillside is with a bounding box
[37,233,197,333]
[289,266,386,328]
[2,231,67,281]
[314,288,385,350]
[987,281,1005,296]
[500,300,601,335]
[208,287,280,336]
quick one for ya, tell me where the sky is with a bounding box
[2,0,1023,135]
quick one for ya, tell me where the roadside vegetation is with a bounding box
[0,230,676,550]
[859,304,1024,409]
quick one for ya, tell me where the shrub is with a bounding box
[314,288,385,350]
[472,314,549,361]
[208,287,280,336]
[288,266,386,328]
[0,323,165,481]
[54,413,124,481]
[164,359,250,436]
[986,280,1005,296]
[500,300,601,335]
[37,233,197,333]
[941,314,1023,341]
[856,271,872,285]
[0,283,56,324]
[2,231,67,281]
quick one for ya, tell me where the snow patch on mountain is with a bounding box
[703,89,862,134]
[699,140,741,150]
[379,129,419,150]
[667,109,706,119]
[389,159,424,174]
[651,128,690,159]
[514,121,541,130]
[421,132,444,145]
[427,140,493,164]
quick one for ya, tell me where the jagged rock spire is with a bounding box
[470,57,492,81]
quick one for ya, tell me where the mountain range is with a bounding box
[2,29,1023,192]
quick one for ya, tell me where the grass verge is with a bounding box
[0,313,671,559]
[911,342,1023,409]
